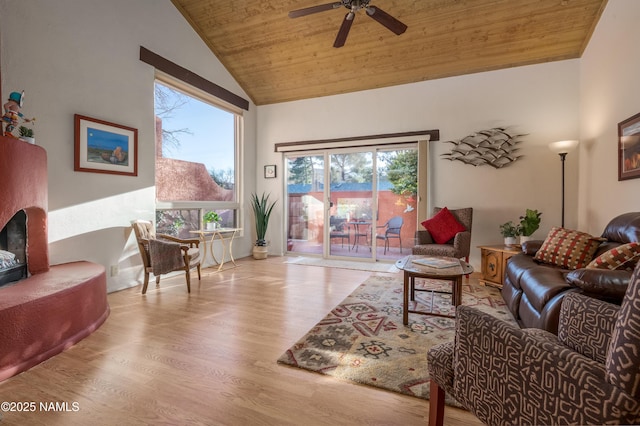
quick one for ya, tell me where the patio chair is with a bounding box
[375,216,404,254]
[329,216,350,249]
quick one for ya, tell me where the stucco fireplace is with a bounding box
[0,136,110,381]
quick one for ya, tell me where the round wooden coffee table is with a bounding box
[395,255,474,325]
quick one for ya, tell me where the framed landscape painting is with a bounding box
[74,114,138,176]
[618,112,640,181]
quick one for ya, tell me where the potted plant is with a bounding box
[18,126,35,144]
[519,209,542,243]
[250,192,277,260]
[203,211,221,230]
[499,221,521,247]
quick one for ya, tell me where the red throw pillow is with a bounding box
[421,207,466,244]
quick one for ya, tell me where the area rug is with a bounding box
[277,275,516,404]
[285,256,399,273]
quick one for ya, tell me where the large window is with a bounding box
[154,78,242,238]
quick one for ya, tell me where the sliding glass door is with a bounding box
[285,145,417,262]
[328,151,374,258]
[285,155,325,256]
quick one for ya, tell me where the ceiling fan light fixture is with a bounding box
[289,0,407,47]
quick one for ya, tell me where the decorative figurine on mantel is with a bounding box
[2,91,35,138]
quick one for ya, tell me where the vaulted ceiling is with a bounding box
[171,0,607,106]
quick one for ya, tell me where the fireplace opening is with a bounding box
[0,210,28,288]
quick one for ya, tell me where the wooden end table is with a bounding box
[395,255,474,325]
[477,244,521,288]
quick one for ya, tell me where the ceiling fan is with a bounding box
[288,0,407,48]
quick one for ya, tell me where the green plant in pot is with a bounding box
[250,192,277,259]
[203,211,220,230]
[519,209,542,242]
[18,125,35,144]
[499,221,521,247]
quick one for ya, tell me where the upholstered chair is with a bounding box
[413,207,473,262]
[131,220,201,294]
[427,261,640,426]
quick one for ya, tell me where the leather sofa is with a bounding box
[502,212,640,334]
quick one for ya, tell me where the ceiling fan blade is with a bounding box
[366,6,407,35]
[289,2,342,19]
[333,12,355,48]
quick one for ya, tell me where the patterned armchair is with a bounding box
[413,207,472,262]
[427,262,640,426]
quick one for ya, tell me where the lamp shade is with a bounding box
[548,140,579,154]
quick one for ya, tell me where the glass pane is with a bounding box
[329,152,373,259]
[157,208,237,236]
[374,148,418,261]
[156,209,199,239]
[203,209,236,229]
[285,155,324,255]
[154,82,236,202]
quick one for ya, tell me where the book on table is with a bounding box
[411,257,459,269]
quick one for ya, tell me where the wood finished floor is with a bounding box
[0,256,483,426]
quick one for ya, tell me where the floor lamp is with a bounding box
[548,140,579,228]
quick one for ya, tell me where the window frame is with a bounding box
[154,73,244,232]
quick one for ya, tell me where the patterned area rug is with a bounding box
[277,274,516,403]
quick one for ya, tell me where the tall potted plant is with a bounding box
[519,209,542,243]
[250,192,277,259]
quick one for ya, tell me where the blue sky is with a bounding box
[155,82,235,172]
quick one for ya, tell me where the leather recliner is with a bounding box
[501,212,640,334]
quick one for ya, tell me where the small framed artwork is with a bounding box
[74,114,138,176]
[264,164,276,178]
[618,112,640,181]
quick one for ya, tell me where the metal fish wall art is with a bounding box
[441,127,527,168]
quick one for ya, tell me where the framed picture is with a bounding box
[264,164,276,178]
[74,114,138,176]
[618,112,640,181]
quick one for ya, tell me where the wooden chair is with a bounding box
[131,220,201,294]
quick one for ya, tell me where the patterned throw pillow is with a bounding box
[533,227,604,270]
[420,207,466,244]
[587,242,640,272]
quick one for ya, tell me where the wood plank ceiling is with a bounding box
[171,0,607,106]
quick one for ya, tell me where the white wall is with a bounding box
[257,60,581,269]
[579,0,640,234]
[0,0,257,292]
